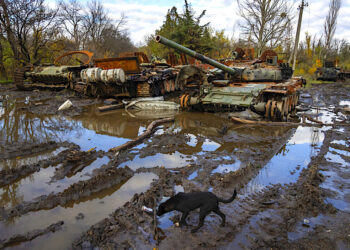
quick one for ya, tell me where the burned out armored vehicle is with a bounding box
[155,35,304,121]
[14,51,179,98]
[315,61,350,81]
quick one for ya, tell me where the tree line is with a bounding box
[0,0,135,79]
[0,0,348,81]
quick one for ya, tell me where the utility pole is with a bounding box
[291,0,308,71]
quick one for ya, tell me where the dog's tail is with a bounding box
[217,189,237,203]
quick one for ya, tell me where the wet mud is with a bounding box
[0,166,133,220]
[50,148,105,181]
[0,142,78,187]
[0,221,64,249]
[0,82,349,249]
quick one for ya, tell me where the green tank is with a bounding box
[155,35,303,121]
[315,61,350,81]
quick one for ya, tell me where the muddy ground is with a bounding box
[0,82,349,249]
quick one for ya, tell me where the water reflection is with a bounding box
[0,173,157,250]
[0,98,78,145]
[0,157,111,209]
[244,126,324,194]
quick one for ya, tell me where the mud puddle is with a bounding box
[243,126,324,194]
[1,83,350,249]
[0,173,157,249]
[0,147,66,170]
[0,156,110,209]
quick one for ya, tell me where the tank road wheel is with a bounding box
[283,98,289,121]
[287,96,292,112]
[165,80,172,93]
[180,94,190,108]
[276,99,288,121]
[276,101,283,121]
[293,94,299,110]
[265,100,272,118]
[271,101,277,118]
[290,94,297,111]
[170,79,175,92]
[67,72,75,89]
[160,81,166,95]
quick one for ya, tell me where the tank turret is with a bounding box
[155,35,293,82]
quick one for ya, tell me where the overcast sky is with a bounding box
[70,0,350,45]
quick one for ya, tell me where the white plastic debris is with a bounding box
[142,206,153,213]
[58,100,73,111]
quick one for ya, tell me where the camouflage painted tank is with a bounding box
[155,35,304,121]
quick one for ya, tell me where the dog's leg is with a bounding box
[180,211,189,227]
[191,209,209,233]
[213,208,226,227]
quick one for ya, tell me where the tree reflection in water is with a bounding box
[0,97,80,210]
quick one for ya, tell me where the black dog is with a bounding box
[157,190,237,233]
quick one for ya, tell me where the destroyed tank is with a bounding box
[14,51,94,91]
[155,35,304,121]
[14,51,179,98]
[315,61,350,81]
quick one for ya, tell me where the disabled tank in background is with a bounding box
[155,35,305,121]
[315,61,350,82]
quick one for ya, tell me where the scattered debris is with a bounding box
[124,97,180,110]
[142,206,153,213]
[97,103,124,112]
[58,99,73,111]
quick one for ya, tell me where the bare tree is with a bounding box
[83,0,110,50]
[82,0,132,57]
[0,0,20,62]
[0,0,59,65]
[324,0,341,53]
[237,0,293,56]
[58,0,84,50]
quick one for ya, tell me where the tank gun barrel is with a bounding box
[155,35,238,75]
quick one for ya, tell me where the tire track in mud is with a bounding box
[0,142,79,187]
[0,141,59,160]
[70,126,299,249]
[0,165,133,220]
[70,122,347,248]
[0,221,64,249]
[219,125,346,249]
[73,167,182,249]
[142,128,335,249]
[49,148,105,182]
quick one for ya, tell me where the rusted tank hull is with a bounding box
[14,51,179,98]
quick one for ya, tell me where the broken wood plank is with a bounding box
[230,116,322,127]
[97,103,124,112]
[109,117,174,152]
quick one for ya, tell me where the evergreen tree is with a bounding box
[146,0,213,58]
